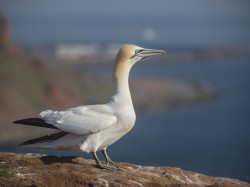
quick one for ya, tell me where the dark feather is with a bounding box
[19,131,68,147]
[13,118,58,129]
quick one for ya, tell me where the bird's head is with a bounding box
[113,44,165,81]
[115,44,166,66]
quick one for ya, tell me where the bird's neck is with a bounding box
[111,61,133,106]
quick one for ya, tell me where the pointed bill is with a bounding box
[137,48,166,58]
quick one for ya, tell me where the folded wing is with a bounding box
[40,106,116,135]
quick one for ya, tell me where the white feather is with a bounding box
[39,105,117,135]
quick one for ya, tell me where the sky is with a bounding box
[0,0,250,46]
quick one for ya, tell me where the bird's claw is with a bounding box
[108,161,126,169]
[98,162,120,170]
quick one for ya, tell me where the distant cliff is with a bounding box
[0,152,249,187]
[0,11,20,55]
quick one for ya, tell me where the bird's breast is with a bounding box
[90,106,136,151]
[116,107,136,132]
[109,96,136,133]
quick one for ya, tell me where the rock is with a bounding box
[0,152,249,187]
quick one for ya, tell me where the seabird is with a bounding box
[13,44,165,170]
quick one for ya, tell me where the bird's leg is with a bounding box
[91,152,118,170]
[101,150,125,169]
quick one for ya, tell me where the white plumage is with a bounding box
[14,44,165,170]
[40,106,117,136]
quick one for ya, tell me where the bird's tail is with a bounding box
[13,118,58,129]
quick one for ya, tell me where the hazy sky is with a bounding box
[1,0,249,17]
[0,0,250,46]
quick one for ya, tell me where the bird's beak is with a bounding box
[137,48,166,58]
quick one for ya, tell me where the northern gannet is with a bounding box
[13,44,165,170]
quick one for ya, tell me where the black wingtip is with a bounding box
[13,119,25,124]
[13,118,40,124]
[18,141,29,147]
[13,118,58,129]
[18,131,68,147]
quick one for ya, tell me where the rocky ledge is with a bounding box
[0,152,249,187]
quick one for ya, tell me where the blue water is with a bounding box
[2,56,250,182]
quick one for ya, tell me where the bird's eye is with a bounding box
[135,49,143,54]
[135,49,140,54]
[130,49,144,59]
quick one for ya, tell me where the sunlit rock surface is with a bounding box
[0,152,249,187]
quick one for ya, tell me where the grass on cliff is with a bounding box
[0,170,15,178]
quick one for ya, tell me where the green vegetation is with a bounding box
[0,170,15,178]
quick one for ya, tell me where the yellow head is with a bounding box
[113,44,165,79]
